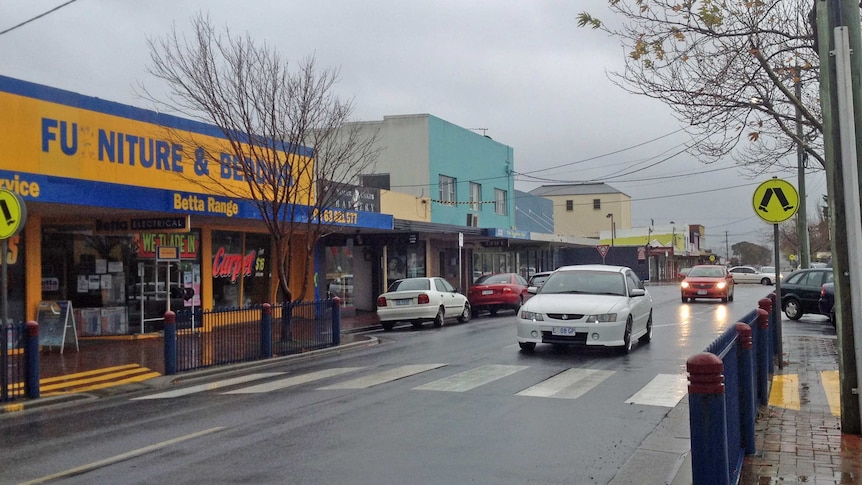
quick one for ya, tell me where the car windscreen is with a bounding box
[474,274,511,285]
[688,267,725,278]
[389,279,430,291]
[539,271,625,296]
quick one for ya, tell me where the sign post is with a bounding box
[0,189,27,400]
[753,177,799,369]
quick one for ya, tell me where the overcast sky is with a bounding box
[0,0,827,257]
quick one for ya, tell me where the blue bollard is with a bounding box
[755,304,770,405]
[688,352,730,485]
[261,303,272,358]
[25,321,40,399]
[762,296,776,373]
[164,311,177,375]
[735,323,756,454]
[331,297,341,347]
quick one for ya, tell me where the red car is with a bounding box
[680,265,735,303]
[468,272,529,317]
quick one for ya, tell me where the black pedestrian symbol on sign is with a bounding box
[0,199,14,225]
[758,187,794,213]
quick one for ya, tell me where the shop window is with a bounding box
[326,246,354,307]
[212,230,271,308]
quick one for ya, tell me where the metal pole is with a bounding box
[0,239,7,401]
[773,223,783,369]
[795,78,811,269]
[834,25,862,425]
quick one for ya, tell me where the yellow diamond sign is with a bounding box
[753,178,798,223]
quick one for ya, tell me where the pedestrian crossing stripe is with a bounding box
[414,365,528,392]
[317,363,448,390]
[624,374,687,408]
[133,373,286,400]
[224,368,364,394]
[516,368,613,399]
[821,370,841,416]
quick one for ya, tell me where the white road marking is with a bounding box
[317,364,447,390]
[413,364,529,392]
[625,373,687,407]
[20,427,225,484]
[132,373,286,400]
[517,368,615,399]
[224,368,364,394]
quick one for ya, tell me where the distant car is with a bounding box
[819,282,835,324]
[516,264,653,354]
[729,266,775,285]
[810,262,828,269]
[680,265,735,303]
[376,277,471,331]
[468,272,529,317]
[761,266,782,282]
[778,268,834,320]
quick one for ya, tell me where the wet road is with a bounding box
[0,284,775,484]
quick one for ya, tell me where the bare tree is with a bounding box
[142,14,379,303]
[577,1,823,175]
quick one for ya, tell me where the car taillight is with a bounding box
[377,296,387,307]
[417,293,430,304]
[821,286,826,297]
[502,287,512,293]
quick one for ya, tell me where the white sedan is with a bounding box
[516,265,653,354]
[729,266,775,285]
[376,277,471,331]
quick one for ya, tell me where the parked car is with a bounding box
[778,268,834,320]
[729,266,775,285]
[376,277,471,331]
[680,265,735,303]
[516,264,653,354]
[819,282,835,324]
[467,272,529,317]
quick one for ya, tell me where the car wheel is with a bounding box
[681,295,688,303]
[761,278,771,285]
[619,317,633,354]
[728,290,734,302]
[433,306,445,327]
[514,296,524,313]
[784,298,803,320]
[457,302,471,323]
[721,295,728,303]
[638,312,653,344]
[381,322,395,332]
[519,342,536,352]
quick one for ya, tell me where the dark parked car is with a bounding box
[819,282,835,324]
[777,268,834,320]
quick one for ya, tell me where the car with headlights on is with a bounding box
[680,264,735,303]
[376,277,471,331]
[516,265,653,354]
[468,272,529,317]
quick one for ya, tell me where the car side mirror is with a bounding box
[528,286,538,294]
[630,288,646,297]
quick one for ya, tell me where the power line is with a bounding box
[0,0,79,36]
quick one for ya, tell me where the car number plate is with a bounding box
[395,299,412,306]
[482,290,493,295]
[552,327,577,336]
[697,290,708,295]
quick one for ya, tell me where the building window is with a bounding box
[593,198,601,210]
[439,175,456,204]
[566,200,573,211]
[470,182,481,210]
[494,188,507,215]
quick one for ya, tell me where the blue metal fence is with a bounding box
[2,322,39,403]
[688,297,775,484]
[167,299,341,374]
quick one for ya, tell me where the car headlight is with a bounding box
[520,310,544,321]
[680,282,689,289]
[716,282,727,289]
[585,313,617,323]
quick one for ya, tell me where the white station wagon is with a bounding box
[376,277,471,331]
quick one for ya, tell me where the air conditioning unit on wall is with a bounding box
[466,213,479,227]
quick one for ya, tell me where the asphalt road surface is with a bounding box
[0,284,785,485]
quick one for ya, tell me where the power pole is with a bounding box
[725,231,729,264]
[817,0,861,434]
[796,77,811,269]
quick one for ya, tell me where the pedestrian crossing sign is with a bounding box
[753,178,798,223]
